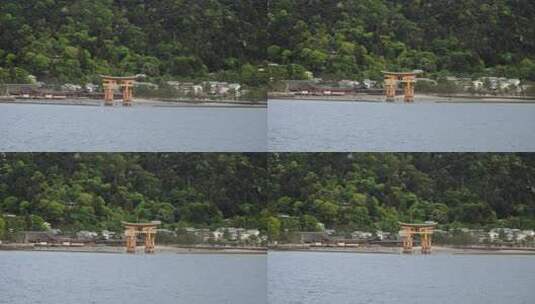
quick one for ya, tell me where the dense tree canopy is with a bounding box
[268,153,535,234]
[0,153,267,233]
[267,0,535,81]
[1,153,534,239]
[2,0,534,85]
[0,0,267,85]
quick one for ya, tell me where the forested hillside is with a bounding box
[1,153,534,238]
[2,1,534,85]
[0,153,267,234]
[267,0,535,81]
[268,153,535,233]
[0,0,267,84]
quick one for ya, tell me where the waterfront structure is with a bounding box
[299,232,329,244]
[383,71,421,102]
[122,221,160,254]
[100,75,137,106]
[0,83,39,96]
[399,222,436,254]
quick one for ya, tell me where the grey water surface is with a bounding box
[0,103,266,152]
[268,99,535,152]
[0,251,266,304]
[268,251,535,304]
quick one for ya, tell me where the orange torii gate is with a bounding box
[399,222,436,254]
[100,75,137,106]
[122,221,160,254]
[383,71,421,102]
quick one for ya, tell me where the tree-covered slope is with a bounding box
[2,1,534,84]
[268,153,535,233]
[267,0,535,80]
[0,0,267,84]
[0,153,267,233]
[1,153,534,237]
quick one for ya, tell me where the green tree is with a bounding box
[266,216,281,241]
[0,217,5,239]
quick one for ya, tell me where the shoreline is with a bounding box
[0,244,267,255]
[2,243,534,256]
[268,93,535,104]
[268,245,535,256]
[0,97,267,108]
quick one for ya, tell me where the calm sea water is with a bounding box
[268,251,535,304]
[0,251,266,304]
[0,103,266,152]
[268,99,535,152]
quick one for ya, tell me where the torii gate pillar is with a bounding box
[121,80,134,106]
[125,227,137,253]
[402,74,416,103]
[384,74,397,102]
[102,78,116,106]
